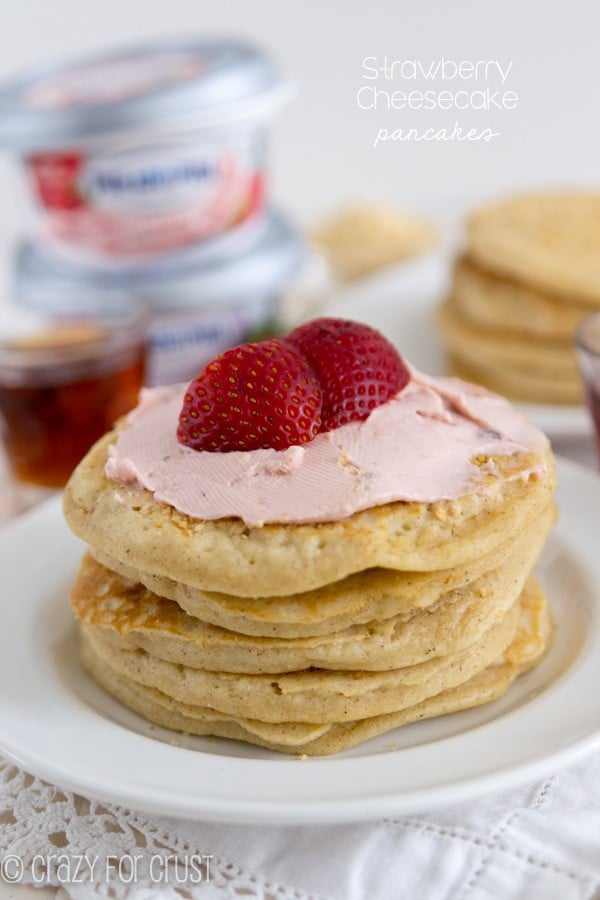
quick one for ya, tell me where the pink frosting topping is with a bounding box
[104,370,549,527]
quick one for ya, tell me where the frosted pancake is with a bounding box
[89,504,554,637]
[79,578,550,755]
[467,192,600,305]
[452,256,588,340]
[82,596,521,724]
[64,433,556,597]
[73,514,549,673]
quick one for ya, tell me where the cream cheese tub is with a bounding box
[0,39,290,260]
[14,213,305,387]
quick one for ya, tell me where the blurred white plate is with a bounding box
[324,254,592,438]
[0,460,600,825]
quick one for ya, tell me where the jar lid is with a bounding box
[0,38,291,152]
[15,211,306,311]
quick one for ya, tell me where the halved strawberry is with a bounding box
[286,317,409,431]
[177,339,322,452]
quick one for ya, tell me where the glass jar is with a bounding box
[0,295,148,490]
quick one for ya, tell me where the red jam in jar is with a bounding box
[0,307,147,487]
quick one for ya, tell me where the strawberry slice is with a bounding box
[286,317,409,431]
[178,339,322,452]
[28,152,85,211]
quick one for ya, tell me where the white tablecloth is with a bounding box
[1,753,599,899]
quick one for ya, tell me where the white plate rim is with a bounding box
[0,458,599,825]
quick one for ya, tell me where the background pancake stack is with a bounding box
[438,193,600,405]
[65,433,557,757]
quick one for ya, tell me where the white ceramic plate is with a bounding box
[0,458,599,824]
[324,255,592,438]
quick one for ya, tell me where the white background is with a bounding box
[0,0,599,249]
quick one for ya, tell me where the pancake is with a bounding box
[82,593,522,724]
[80,578,551,755]
[451,256,588,341]
[438,295,582,406]
[64,432,556,598]
[438,299,579,381]
[311,203,437,281]
[89,503,554,637]
[448,355,582,406]
[437,194,599,404]
[467,192,600,306]
[72,510,551,673]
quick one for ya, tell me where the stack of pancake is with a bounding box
[64,430,556,756]
[438,193,600,405]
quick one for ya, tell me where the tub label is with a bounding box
[83,144,231,214]
[28,138,264,257]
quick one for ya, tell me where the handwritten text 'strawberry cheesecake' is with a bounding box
[64,318,556,755]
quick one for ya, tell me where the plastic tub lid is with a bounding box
[0,38,291,152]
[15,211,306,311]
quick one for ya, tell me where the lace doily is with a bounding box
[0,758,318,899]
